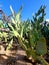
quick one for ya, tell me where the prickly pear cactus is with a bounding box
[36,37,47,55]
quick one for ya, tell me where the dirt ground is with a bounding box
[0,43,49,65]
[0,44,33,65]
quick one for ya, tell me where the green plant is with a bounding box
[0,20,4,28]
[6,5,49,65]
[24,6,48,65]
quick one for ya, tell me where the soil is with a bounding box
[0,43,33,65]
[0,43,49,65]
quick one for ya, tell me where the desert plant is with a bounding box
[6,5,49,65]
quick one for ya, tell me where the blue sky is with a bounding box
[0,0,49,20]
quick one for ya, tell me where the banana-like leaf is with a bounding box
[0,32,8,42]
[2,32,8,42]
[6,39,13,50]
[0,20,4,28]
[10,5,15,18]
[2,32,8,37]
[8,23,19,37]
[11,17,16,24]
[0,32,3,38]
[18,36,27,50]
[20,25,24,37]
[15,6,22,22]
[29,33,36,49]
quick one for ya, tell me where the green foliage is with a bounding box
[7,5,49,65]
[0,5,48,65]
[42,22,49,38]
[0,20,4,28]
[36,37,47,55]
[6,39,13,50]
[0,32,8,42]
